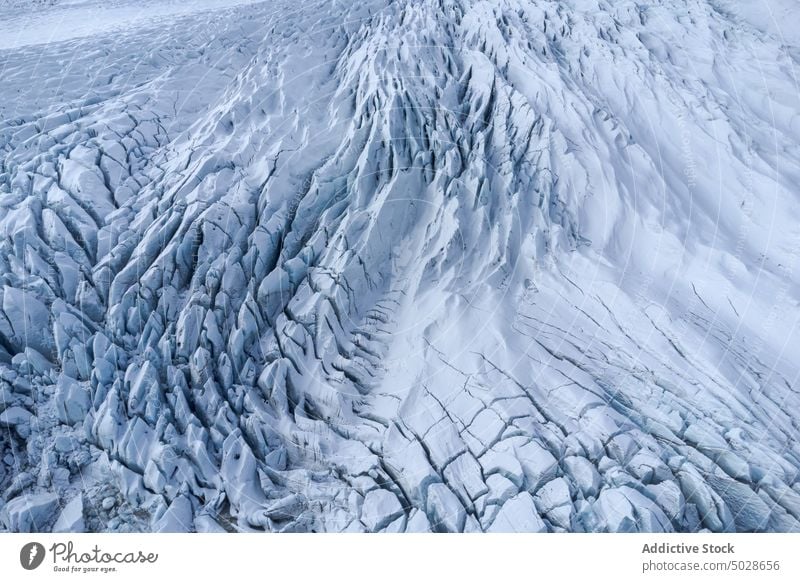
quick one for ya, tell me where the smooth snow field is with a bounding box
[1,0,800,532]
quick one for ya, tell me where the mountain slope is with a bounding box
[1,0,799,532]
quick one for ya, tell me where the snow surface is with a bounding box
[1,0,800,532]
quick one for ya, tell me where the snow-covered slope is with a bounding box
[1,0,800,532]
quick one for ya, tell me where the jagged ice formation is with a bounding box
[1,0,800,532]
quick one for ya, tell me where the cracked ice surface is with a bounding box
[1,0,800,532]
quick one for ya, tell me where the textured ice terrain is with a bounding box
[1,0,800,533]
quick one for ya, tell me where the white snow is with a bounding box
[0,0,799,533]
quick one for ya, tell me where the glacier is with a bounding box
[1,0,800,533]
